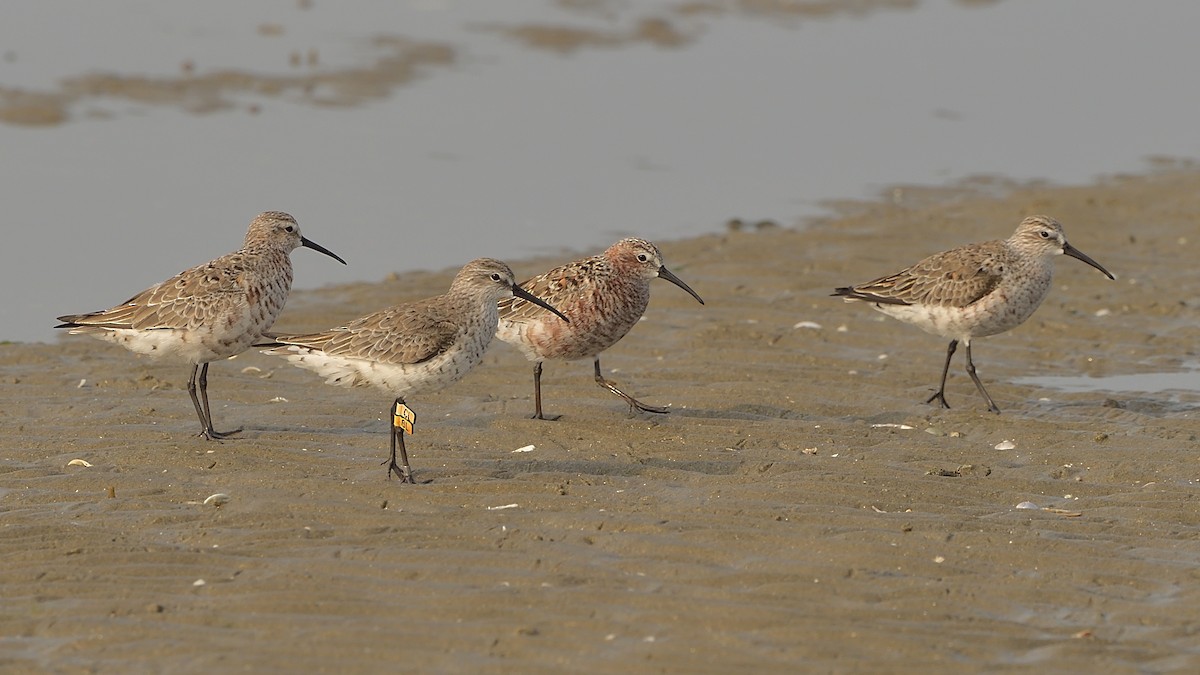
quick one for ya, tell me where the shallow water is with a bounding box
[4,0,1200,345]
[1018,369,1200,395]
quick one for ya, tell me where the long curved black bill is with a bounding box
[513,286,571,323]
[301,236,348,265]
[658,266,705,305]
[1063,242,1114,280]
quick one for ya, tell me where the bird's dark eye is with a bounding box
[491,273,502,282]
[285,225,295,233]
[1039,230,1051,238]
[637,254,649,262]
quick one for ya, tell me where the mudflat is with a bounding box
[3,170,1199,672]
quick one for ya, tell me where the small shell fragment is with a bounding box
[512,445,535,453]
[994,440,1017,450]
[1043,507,1083,517]
[487,503,519,511]
[203,493,231,506]
[793,321,822,330]
[1015,501,1040,510]
[67,458,93,467]
[871,423,914,430]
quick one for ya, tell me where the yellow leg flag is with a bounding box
[393,401,416,435]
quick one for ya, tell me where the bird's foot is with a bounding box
[382,458,415,484]
[598,377,670,415]
[924,391,951,410]
[628,399,670,415]
[199,427,242,441]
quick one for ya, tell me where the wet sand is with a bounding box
[3,170,1200,672]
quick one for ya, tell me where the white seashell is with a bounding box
[871,423,914,430]
[486,503,519,511]
[66,458,93,467]
[793,321,822,330]
[203,493,231,506]
[193,579,206,587]
[1015,501,1040,510]
[994,440,1017,450]
[512,445,535,453]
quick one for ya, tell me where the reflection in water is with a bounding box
[0,0,934,126]
[485,17,694,53]
[0,38,453,127]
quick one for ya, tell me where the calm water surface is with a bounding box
[2,0,1198,342]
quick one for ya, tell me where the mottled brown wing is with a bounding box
[58,253,248,330]
[498,258,602,321]
[276,300,461,366]
[854,241,1006,308]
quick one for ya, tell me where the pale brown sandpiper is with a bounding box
[56,211,346,439]
[832,215,1114,413]
[496,238,704,420]
[260,258,569,483]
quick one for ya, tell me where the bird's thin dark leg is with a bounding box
[531,361,561,421]
[385,397,415,483]
[196,362,241,440]
[925,340,958,410]
[593,357,669,415]
[964,342,1001,414]
[186,364,209,436]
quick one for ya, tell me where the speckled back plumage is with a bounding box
[833,215,1113,413]
[57,211,312,364]
[496,238,663,361]
[263,258,518,396]
[835,216,1093,341]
